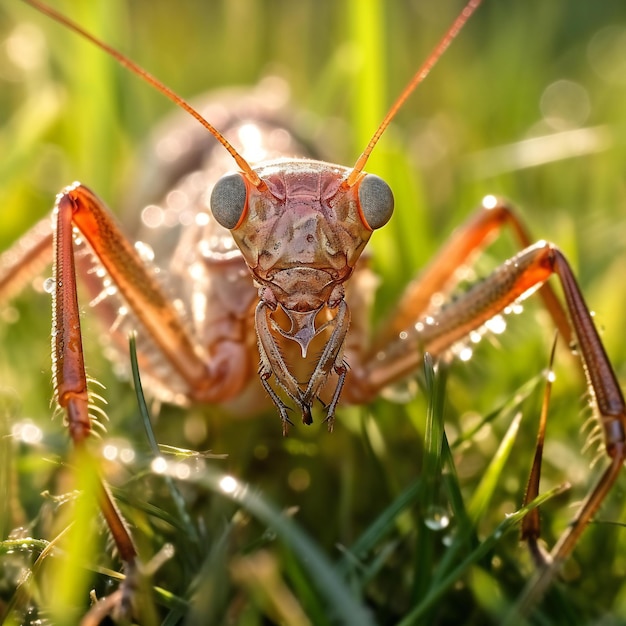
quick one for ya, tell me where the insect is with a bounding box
[2,1,626,624]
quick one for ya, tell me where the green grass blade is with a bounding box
[468,411,523,523]
[398,483,568,625]
[165,464,376,626]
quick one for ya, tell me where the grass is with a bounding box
[1,0,626,624]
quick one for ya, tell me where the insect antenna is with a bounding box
[344,0,482,188]
[21,0,266,190]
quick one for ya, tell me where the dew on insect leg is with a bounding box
[453,264,474,284]
[449,341,473,362]
[89,266,107,279]
[506,302,524,315]
[43,277,55,294]
[469,330,482,344]
[134,240,155,263]
[458,346,473,362]
[484,314,506,335]
[102,444,117,461]
[430,292,445,310]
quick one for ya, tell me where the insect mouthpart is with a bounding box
[273,306,324,358]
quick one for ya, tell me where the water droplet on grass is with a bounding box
[424,505,451,531]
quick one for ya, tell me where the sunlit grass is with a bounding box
[1,0,626,624]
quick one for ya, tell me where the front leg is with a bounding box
[5,182,253,619]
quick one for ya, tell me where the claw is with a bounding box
[301,402,313,426]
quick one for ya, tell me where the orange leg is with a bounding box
[52,184,138,614]
[371,196,571,354]
[31,181,253,616]
[51,183,251,402]
[346,197,573,402]
[354,230,626,607]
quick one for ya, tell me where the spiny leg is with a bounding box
[372,196,571,355]
[513,250,626,613]
[33,182,254,616]
[50,183,252,401]
[357,238,626,609]
[53,186,138,614]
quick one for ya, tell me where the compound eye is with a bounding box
[210,172,248,229]
[357,174,394,230]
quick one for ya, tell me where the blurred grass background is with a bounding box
[1,0,626,624]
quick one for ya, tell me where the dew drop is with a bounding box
[459,346,473,362]
[442,529,456,547]
[469,330,482,344]
[120,447,136,464]
[135,240,155,262]
[485,314,506,335]
[103,444,118,461]
[12,420,43,445]
[43,277,55,294]
[424,505,451,531]
[219,475,238,494]
[151,456,168,474]
[482,195,498,209]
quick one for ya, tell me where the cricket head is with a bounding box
[210,158,393,356]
